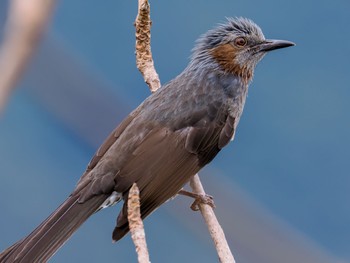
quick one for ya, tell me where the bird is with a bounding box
[0,17,294,262]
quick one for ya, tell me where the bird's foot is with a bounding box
[178,189,216,211]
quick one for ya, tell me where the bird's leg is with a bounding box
[178,189,216,211]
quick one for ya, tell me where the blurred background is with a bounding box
[0,0,349,262]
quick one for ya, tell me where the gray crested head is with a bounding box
[193,17,265,52]
[189,17,294,84]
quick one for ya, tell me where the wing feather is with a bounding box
[112,111,235,240]
[69,95,235,240]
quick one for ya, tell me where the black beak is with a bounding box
[259,39,295,52]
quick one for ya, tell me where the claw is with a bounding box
[178,189,216,211]
[190,194,215,211]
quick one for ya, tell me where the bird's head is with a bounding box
[191,17,294,83]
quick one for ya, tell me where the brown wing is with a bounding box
[112,112,235,241]
[69,89,235,241]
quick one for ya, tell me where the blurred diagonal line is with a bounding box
[22,36,129,147]
[20,33,338,263]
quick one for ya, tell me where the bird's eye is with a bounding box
[234,37,247,47]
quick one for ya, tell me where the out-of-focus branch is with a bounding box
[134,0,235,262]
[0,0,55,112]
[190,174,236,263]
[134,0,160,93]
[127,183,150,263]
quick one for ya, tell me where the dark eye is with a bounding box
[234,37,247,47]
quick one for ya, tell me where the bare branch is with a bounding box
[128,183,151,263]
[134,0,160,93]
[190,174,236,263]
[0,0,55,112]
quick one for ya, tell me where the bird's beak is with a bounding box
[258,39,295,52]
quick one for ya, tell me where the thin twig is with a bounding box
[134,1,235,262]
[134,0,160,92]
[127,183,150,263]
[190,174,236,263]
[0,0,55,112]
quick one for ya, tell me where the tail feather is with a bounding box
[0,194,108,263]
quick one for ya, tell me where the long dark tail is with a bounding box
[0,194,108,263]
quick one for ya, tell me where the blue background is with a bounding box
[0,0,349,262]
